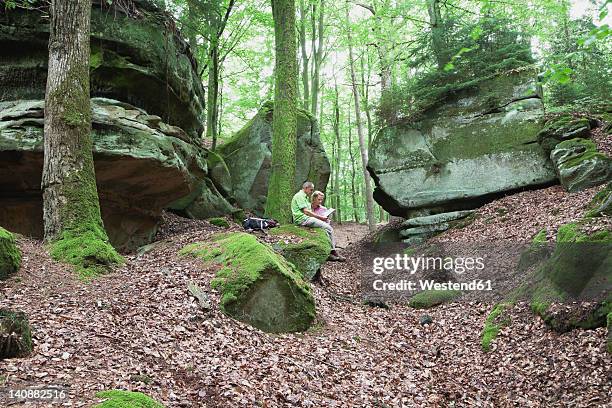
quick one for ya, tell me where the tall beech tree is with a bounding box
[265,0,298,223]
[345,1,376,231]
[42,0,121,276]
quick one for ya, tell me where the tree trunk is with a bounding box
[427,0,447,69]
[347,110,360,223]
[42,0,120,272]
[310,0,325,116]
[333,81,342,224]
[345,3,376,231]
[207,45,220,148]
[266,0,298,223]
[299,0,310,110]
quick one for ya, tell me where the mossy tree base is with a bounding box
[269,225,332,280]
[408,290,462,309]
[50,226,123,279]
[181,232,316,333]
[0,227,21,280]
[0,309,32,359]
[94,390,164,408]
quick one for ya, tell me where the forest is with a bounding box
[0,0,610,406]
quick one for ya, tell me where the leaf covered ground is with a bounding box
[1,185,610,407]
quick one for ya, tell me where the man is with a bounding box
[291,181,345,262]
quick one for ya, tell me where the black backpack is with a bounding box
[242,217,279,231]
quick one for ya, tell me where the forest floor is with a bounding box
[0,186,610,407]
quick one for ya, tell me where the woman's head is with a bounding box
[311,191,325,206]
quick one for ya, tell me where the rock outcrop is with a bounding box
[0,0,205,137]
[550,138,611,192]
[0,1,237,251]
[0,227,21,280]
[0,99,233,251]
[368,70,556,219]
[181,232,316,333]
[217,103,331,215]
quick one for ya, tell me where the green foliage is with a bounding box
[481,303,511,352]
[379,16,534,124]
[543,15,612,109]
[408,290,461,309]
[94,390,164,408]
[0,227,21,280]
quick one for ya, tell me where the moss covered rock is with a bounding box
[518,224,611,333]
[94,390,164,408]
[269,225,332,280]
[550,138,611,192]
[206,150,233,197]
[368,70,555,217]
[0,227,21,280]
[537,115,591,154]
[408,290,462,309]
[181,232,316,333]
[0,309,32,359]
[217,103,330,215]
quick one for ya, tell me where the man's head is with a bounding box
[302,181,314,196]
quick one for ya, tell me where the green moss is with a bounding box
[181,232,315,332]
[532,229,547,244]
[0,309,32,358]
[481,303,512,352]
[207,217,230,228]
[50,224,123,279]
[268,225,331,280]
[93,390,164,408]
[408,290,462,309]
[0,227,21,280]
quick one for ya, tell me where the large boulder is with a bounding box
[181,232,316,333]
[0,227,21,280]
[550,138,611,192]
[217,102,331,215]
[368,71,557,217]
[0,98,233,251]
[0,0,205,138]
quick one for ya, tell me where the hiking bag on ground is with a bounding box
[242,217,279,231]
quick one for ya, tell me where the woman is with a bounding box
[311,191,329,222]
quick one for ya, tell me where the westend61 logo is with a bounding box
[371,254,493,292]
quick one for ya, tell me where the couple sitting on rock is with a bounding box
[291,181,345,262]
